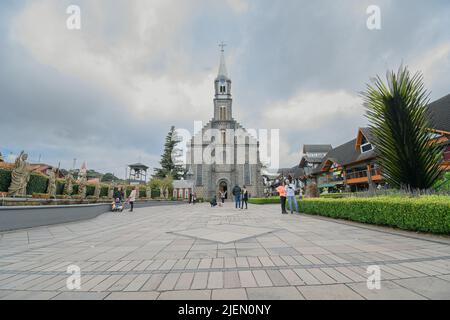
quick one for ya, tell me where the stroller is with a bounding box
[111,198,124,212]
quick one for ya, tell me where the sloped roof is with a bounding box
[303,145,333,153]
[428,94,450,133]
[277,166,305,179]
[128,163,149,170]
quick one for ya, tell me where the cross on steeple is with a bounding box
[219,41,226,53]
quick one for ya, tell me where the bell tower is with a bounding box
[214,42,232,121]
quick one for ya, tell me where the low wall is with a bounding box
[0,200,182,232]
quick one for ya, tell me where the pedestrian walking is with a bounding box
[220,190,226,204]
[276,182,288,214]
[127,186,137,212]
[232,185,241,209]
[241,186,248,210]
[285,178,299,214]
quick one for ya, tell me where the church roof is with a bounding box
[428,94,450,133]
[128,163,149,170]
[216,49,229,80]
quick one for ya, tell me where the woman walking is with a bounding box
[128,186,137,212]
[275,181,288,214]
[241,186,249,210]
[220,190,226,204]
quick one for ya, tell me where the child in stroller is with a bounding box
[111,198,124,212]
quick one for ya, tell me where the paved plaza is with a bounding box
[0,203,449,300]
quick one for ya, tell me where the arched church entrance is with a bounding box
[218,180,228,200]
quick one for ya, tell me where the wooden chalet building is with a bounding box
[427,94,450,171]
[304,93,450,193]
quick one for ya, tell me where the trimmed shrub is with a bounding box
[100,186,109,197]
[0,168,12,192]
[319,193,353,199]
[56,180,65,195]
[72,184,79,195]
[26,174,48,195]
[86,185,95,197]
[151,188,160,198]
[298,196,450,234]
[139,189,147,198]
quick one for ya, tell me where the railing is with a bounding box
[346,170,368,180]
[346,168,382,180]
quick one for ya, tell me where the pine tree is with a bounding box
[153,126,186,180]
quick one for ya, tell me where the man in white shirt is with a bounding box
[284,179,299,214]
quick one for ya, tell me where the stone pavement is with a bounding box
[0,203,449,300]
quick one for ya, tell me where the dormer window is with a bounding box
[361,142,373,153]
[358,131,374,153]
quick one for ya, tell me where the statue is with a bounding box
[8,151,31,197]
[64,172,74,195]
[94,184,101,198]
[78,171,87,198]
[46,168,57,198]
[0,152,4,162]
[108,183,115,199]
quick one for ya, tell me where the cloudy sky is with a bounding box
[1,0,449,177]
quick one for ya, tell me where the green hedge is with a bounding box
[56,181,65,195]
[86,185,95,197]
[26,174,49,195]
[320,193,352,199]
[100,186,109,197]
[298,196,450,234]
[139,189,147,198]
[0,168,12,192]
[151,188,160,198]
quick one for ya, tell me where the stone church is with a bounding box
[186,47,264,200]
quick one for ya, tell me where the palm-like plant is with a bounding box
[363,66,443,190]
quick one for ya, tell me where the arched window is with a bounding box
[219,106,227,120]
[221,130,226,144]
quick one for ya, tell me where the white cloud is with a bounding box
[226,0,250,14]
[261,90,363,130]
[10,0,214,123]
[257,90,364,167]
[411,42,450,95]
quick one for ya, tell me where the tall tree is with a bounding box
[363,66,443,190]
[154,126,185,180]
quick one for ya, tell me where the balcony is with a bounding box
[346,168,382,184]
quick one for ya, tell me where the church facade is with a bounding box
[186,48,264,200]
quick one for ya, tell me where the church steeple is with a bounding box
[213,43,232,121]
[214,42,232,98]
[217,42,229,79]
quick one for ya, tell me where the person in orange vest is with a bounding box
[275,181,288,214]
